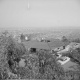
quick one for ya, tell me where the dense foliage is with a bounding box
[16,49,65,79]
[0,32,26,79]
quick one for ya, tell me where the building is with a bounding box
[23,39,70,53]
[57,42,80,54]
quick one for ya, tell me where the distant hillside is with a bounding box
[1,27,80,41]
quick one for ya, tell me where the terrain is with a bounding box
[0,28,80,80]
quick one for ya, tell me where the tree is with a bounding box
[0,32,11,79]
[2,30,9,37]
[62,36,68,42]
[16,49,65,80]
[0,32,27,79]
[35,49,65,79]
[20,34,25,42]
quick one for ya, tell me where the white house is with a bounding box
[57,57,70,65]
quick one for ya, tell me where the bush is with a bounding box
[65,70,80,80]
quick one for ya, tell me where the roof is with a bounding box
[23,41,50,50]
[22,39,70,50]
[48,39,70,49]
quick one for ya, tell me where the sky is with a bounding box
[0,0,80,30]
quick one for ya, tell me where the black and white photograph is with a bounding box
[0,0,80,80]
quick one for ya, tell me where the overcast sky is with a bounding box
[0,0,80,30]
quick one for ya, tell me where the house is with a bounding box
[57,56,78,71]
[57,42,80,54]
[57,57,70,65]
[22,39,70,53]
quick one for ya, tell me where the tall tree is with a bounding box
[62,36,68,42]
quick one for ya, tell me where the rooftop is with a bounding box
[22,39,70,50]
[23,41,50,50]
